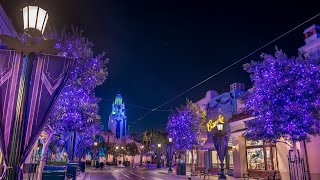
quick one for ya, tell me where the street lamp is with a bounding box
[115,146,119,166]
[217,123,224,131]
[168,138,173,173]
[22,5,48,35]
[94,142,98,146]
[157,144,161,148]
[140,146,144,166]
[215,123,227,180]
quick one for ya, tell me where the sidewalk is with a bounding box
[156,168,242,180]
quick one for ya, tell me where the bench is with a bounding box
[191,167,206,176]
[201,167,220,179]
[243,170,281,180]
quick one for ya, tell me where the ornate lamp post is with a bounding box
[157,144,162,168]
[121,146,125,165]
[115,146,119,166]
[168,137,173,173]
[140,146,144,166]
[93,142,98,168]
[215,123,227,180]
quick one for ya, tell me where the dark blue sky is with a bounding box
[2,0,320,134]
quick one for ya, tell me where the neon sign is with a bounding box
[206,115,224,132]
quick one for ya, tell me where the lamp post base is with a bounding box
[218,173,227,180]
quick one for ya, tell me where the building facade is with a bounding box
[194,25,320,180]
[108,94,127,139]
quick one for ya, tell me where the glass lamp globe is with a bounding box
[217,123,224,131]
[23,5,48,34]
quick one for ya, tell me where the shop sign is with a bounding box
[206,115,224,132]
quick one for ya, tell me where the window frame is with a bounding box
[245,139,278,170]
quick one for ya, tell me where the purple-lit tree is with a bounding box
[45,27,108,161]
[166,100,206,168]
[243,49,320,148]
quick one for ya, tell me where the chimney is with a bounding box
[230,83,245,92]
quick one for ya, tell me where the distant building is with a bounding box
[299,24,320,55]
[108,94,127,139]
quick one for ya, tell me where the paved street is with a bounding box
[83,167,184,180]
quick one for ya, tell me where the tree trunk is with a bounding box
[292,141,298,155]
[191,149,194,171]
[37,128,54,180]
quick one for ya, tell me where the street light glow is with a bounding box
[116,146,119,150]
[94,142,98,146]
[23,5,48,34]
[168,137,172,143]
[157,144,161,148]
[217,123,224,131]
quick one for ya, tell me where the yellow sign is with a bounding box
[206,115,224,132]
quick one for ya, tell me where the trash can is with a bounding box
[157,161,161,168]
[176,163,186,175]
[79,161,85,172]
[66,163,77,180]
[95,160,100,168]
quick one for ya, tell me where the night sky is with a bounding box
[2,1,320,134]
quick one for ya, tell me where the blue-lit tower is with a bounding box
[108,94,127,139]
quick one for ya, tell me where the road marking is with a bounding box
[121,170,134,179]
[129,170,146,179]
[130,170,164,180]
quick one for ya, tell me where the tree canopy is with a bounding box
[243,49,320,142]
[167,100,206,151]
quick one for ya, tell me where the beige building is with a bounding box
[192,25,320,180]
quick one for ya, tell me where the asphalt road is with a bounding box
[83,167,179,180]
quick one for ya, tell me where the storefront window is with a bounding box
[247,148,265,169]
[211,151,220,168]
[246,139,278,170]
[186,150,197,164]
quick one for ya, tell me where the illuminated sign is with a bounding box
[206,115,224,132]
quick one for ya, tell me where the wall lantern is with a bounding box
[23,5,48,34]
[217,123,224,131]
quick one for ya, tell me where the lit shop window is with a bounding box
[186,150,197,164]
[246,140,278,170]
[246,148,265,169]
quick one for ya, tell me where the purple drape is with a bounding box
[0,50,24,168]
[212,134,230,165]
[0,50,74,179]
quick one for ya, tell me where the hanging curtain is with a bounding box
[0,50,74,179]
